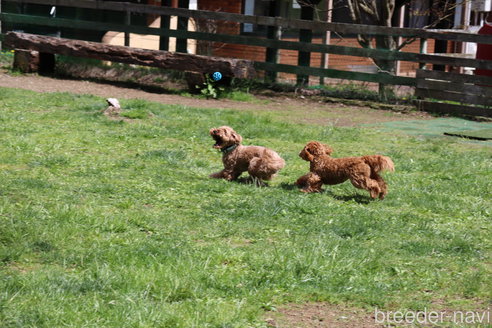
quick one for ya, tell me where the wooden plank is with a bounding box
[416,79,492,97]
[417,69,492,86]
[6,0,492,44]
[3,13,492,70]
[254,61,416,86]
[4,32,256,78]
[415,88,492,107]
[417,100,492,118]
[419,38,427,69]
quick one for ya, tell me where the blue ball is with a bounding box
[212,72,222,81]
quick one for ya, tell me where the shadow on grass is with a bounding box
[140,149,188,161]
[53,72,184,96]
[279,182,373,204]
[235,176,270,187]
[331,193,372,204]
[279,182,299,191]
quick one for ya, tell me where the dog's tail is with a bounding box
[267,154,286,176]
[250,150,285,180]
[265,149,286,170]
[363,155,395,173]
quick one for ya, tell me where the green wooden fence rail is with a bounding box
[255,62,415,86]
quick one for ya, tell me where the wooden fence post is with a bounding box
[320,0,333,85]
[159,0,171,51]
[419,38,428,69]
[265,25,281,82]
[124,9,130,47]
[297,1,319,86]
[265,0,282,83]
[175,0,189,53]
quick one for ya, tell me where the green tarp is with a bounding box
[370,118,492,146]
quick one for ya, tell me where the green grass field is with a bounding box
[0,87,491,327]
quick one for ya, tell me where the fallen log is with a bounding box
[5,32,256,78]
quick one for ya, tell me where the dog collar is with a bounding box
[221,144,238,154]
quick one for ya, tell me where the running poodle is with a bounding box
[296,141,394,199]
[209,126,285,182]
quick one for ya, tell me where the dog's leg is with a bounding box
[350,175,381,199]
[295,173,311,188]
[299,173,323,193]
[209,169,241,181]
[371,172,388,199]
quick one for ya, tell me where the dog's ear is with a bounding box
[301,145,315,161]
[305,147,315,161]
[307,141,327,158]
[230,130,243,144]
[322,144,333,155]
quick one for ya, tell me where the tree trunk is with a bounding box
[345,0,400,101]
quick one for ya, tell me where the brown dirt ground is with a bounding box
[265,300,492,328]
[0,70,431,127]
[265,303,387,328]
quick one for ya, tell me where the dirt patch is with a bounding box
[266,301,492,328]
[6,261,42,274]
[0,69,431,127]
[264,303,385,328]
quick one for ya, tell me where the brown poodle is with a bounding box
[209,126,285,182]
[296,141,394,199]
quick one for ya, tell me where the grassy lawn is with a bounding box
[0,87,491,327]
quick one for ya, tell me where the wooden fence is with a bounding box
[1,0,492,116]
[416,70,492,117]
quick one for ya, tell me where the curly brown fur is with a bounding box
[209,126,285,183]
[295,141,394,199]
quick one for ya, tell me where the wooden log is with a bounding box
[13,49,40,73]
[4,32,256,78]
